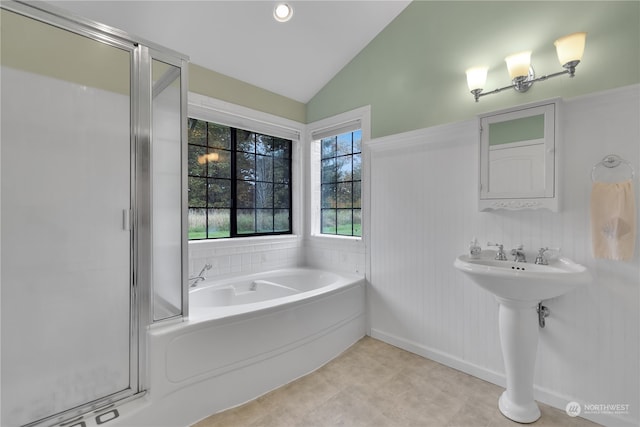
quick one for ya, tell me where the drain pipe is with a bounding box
[537,303,550,328]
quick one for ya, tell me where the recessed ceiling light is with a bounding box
[274,3,293,23]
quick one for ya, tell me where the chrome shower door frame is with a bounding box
[1,1,189,426]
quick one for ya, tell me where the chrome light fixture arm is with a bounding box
[471,66,576,102]
[467,32,586,102]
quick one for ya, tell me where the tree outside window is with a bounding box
[188,118,292,239]
[320,130,361,237]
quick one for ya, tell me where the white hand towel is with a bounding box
[590,180,636,261]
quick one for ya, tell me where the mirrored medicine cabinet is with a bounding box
[478,99,560,212]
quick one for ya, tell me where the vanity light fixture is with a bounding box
[274,3,293,22]
[466,32,586,102]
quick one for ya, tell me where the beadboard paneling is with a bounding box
[368,86,640,427]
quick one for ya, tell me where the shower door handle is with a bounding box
[123,209,132,231]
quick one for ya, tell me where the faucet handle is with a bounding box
[535,247,561,265]
[510,244,524,254]
[535,247,549,265]
[487,242,508,260]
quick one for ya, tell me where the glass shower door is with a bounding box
[1,9,135,426]
[151,57,185,321]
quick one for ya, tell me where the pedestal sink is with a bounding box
[454,252,590,423]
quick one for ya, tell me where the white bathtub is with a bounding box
[114,268,365,427]
[189,268,351,315]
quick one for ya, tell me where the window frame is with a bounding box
[187,93,303,243]
[307,106,371,241]
[188,120,293,239]
[319,130,362,237]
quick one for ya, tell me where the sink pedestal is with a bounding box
[454,253,591,423]
[496,297,541,423]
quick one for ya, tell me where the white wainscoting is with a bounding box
[367,85,639,427]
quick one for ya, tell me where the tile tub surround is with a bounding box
[193,337,599,427]
[188,234,365,283]
[188,236,304,281]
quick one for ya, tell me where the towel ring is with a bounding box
[591,154,635,182]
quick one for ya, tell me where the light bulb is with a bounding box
[466,67,488,92]
[554,32,586,67]
[505,51,532,79]
[274,3,293,22]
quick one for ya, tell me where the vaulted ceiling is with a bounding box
[48,0,412,103]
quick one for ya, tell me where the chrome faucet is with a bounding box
[511,245,527,263]
[535,248,549,265]
[488,242,508,261]
[189,263,212,287]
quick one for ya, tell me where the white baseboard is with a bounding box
[370,329,636,427]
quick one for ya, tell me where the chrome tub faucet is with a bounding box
[189,263,212,287]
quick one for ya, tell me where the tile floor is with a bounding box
[193,337,600,427]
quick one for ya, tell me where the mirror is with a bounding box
[479,99,560,211]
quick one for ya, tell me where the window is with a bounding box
[320,130,362,236]
[188,118,292,239]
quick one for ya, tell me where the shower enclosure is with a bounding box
[1,2,187,426]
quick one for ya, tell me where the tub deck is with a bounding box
[110,268,366,427]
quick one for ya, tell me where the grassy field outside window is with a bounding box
[320,130,362,237]
[188,118,292,239]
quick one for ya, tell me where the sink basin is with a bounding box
[454,251,591,423]
[454,253,591,302]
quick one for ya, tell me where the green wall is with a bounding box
[307,1,640,139]
[5,1,638,135]
[189,63,306,123]
[1,8,306,124]
[1,9,130,95]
